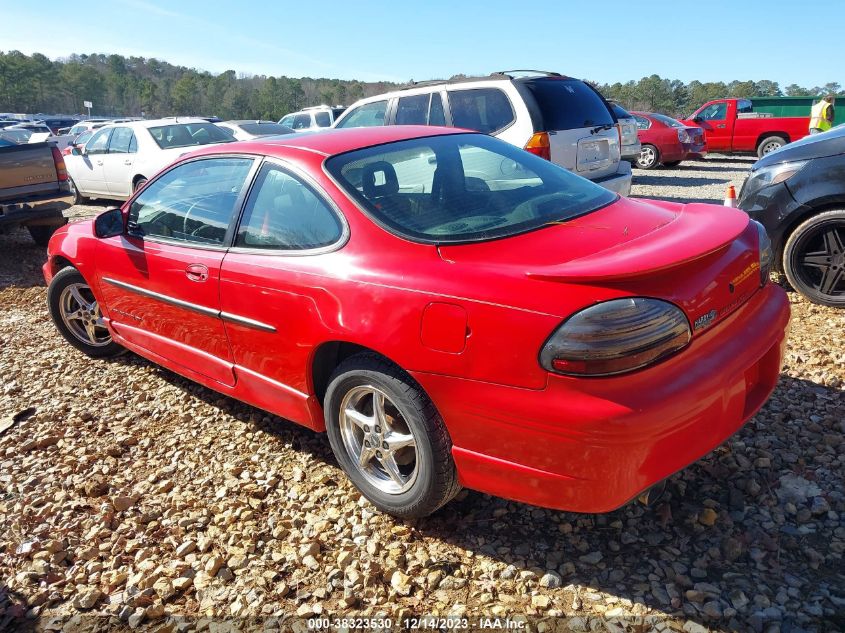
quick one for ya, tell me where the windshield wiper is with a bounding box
[590,124,614,134]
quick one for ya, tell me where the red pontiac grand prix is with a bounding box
[43,126,790,518]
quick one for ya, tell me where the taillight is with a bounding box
[51,146,68,182]
[677,128,691,143]
[539,298,691,376]
[616,123,623,148]
[524,132,551,161]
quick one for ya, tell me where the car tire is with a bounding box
[782,209,845,307]
[133,177,147,193]
[757,136,787,158]
[69,177,86,205]
[635,144,660,169]
[47,267,124,357]
[27,225,59,247]
[324,353,460,518]
[663,160,681,167]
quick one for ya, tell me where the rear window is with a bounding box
[610,103,632,120]
[325,133,614,244]
[651,114,684,128]
[240,122,294,136]
[447,88,515,134]
[522,79,614,131]
[147,123,233,149]
[315,111,332,127]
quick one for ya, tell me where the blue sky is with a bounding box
[2,0,841,87]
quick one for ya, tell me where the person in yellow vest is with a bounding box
[809,95,835,134]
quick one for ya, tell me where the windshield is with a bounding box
[651,113,684,128]
[0,129,32,143]
[147,122,233,149]
[325,133,616,244]
[239,122,294,136]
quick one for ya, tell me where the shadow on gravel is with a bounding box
[634,175,730,188]
[633,195,722,205]
[0,584,35,631]
[666,165,752,174]
[0,229,49,290]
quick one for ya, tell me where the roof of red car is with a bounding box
[221,125,467,158]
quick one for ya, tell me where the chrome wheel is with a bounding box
[339,385,418,494]
[761,140,782,155]
[636,145,658,169]
[59,283,111,347]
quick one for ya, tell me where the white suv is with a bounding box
[332,71,631,195]
[279,105,346,132]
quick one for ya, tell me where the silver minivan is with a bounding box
[332,71,631,195]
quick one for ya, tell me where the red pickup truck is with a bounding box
[681,98,810,158]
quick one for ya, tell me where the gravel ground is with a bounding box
[1,157,843,632]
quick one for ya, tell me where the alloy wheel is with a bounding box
[795,224,845,299]
[59,282,112,347]
[761,140,782,155]
[338,385,418,494]
[636,146,658,169]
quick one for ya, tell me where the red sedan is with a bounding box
[632,111,707,169]
[43,126,789,518]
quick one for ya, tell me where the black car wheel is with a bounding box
[783,210,845,307]
[635,144,660,170]
[324,353,460,518]
[27,225,59,247]
[69,177,86,205]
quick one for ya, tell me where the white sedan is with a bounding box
[65,118,234,202]
[216,120,295,140]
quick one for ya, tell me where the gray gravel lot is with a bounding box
[0,156,843,632]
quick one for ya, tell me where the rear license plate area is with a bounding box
[576,138,610,172]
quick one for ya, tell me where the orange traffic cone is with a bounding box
[724,184,737,208]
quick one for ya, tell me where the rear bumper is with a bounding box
[412,283,790,513]
[590,161,632,196]
[621,140,642,161]
[0,187,72,230]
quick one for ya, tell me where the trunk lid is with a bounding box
[437,197,760,335]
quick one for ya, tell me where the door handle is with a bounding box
[96,160,103,166]
[124,160,132,165]
[716,124,726,128]
[185,263,209,282]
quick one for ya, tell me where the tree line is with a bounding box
[1,51,842,121]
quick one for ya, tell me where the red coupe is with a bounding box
[632,111,707,169]
[44,126,789,518]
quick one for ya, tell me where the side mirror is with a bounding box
[94,208,124,238]
[692,116,703,123]
[71,147,82,156]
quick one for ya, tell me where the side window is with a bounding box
[633,115,650,130]
[334,100,388,128]
[448,88,515,134]
[699,102,727,120]
[108,127,135,154]
[235,165,342,250]
[314,111,331,127]
[395,94,429,125]
[86,128,112,155]
[429,93,446,126]
[127,158,254,246]
[292,114,312,130]
[737,99,753,114]
[279,115,295,127]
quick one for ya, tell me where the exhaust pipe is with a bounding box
[637,479,667,507]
